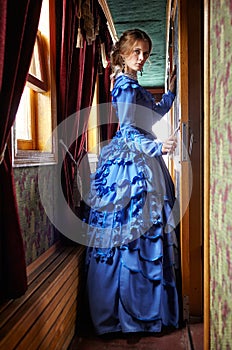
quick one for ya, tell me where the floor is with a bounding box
[68,323,203,350]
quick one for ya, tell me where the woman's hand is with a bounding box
[161,134,177,155]
[169,66,177,94]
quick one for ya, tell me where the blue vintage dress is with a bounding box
[82,74,180,335]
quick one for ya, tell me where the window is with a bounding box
[86,78,100,173]
[87,77,100,154]
[12,0,57,167]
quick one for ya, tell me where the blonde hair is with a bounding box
[110,29,152,73]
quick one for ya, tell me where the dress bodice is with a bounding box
[111,75,175,157]
[111,75,175,136]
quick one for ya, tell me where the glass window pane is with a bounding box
[15,86,32,140]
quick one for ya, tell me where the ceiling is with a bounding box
[105,0,168,88]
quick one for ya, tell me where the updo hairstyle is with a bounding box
[110,29,152,73]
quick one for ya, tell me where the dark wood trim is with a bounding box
[0,241,86,349]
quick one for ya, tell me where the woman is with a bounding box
[82,29,181,335]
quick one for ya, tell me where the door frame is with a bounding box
[203,0,210,348]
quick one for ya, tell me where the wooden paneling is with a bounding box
[0,241,85,350]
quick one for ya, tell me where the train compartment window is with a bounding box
[12,0,57,167]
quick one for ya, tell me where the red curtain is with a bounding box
[57,0,99,210]
[0,0,43,300]
[98,24,117,142]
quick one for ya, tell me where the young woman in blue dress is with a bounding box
[82,28,181,336]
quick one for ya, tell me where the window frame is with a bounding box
[12,0,57,167]
[27,30,48,93]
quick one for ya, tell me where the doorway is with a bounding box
[166,0,204,323]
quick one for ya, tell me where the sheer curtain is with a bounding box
[0,0,43,300]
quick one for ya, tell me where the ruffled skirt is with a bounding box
[82,131,181,335]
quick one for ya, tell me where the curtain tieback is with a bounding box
[59,139,83,200]
[0,143,7,165]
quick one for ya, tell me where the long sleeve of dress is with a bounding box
[153,90,175,116]
[112,79,175,158]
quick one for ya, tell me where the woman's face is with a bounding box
[123,39,150,74]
